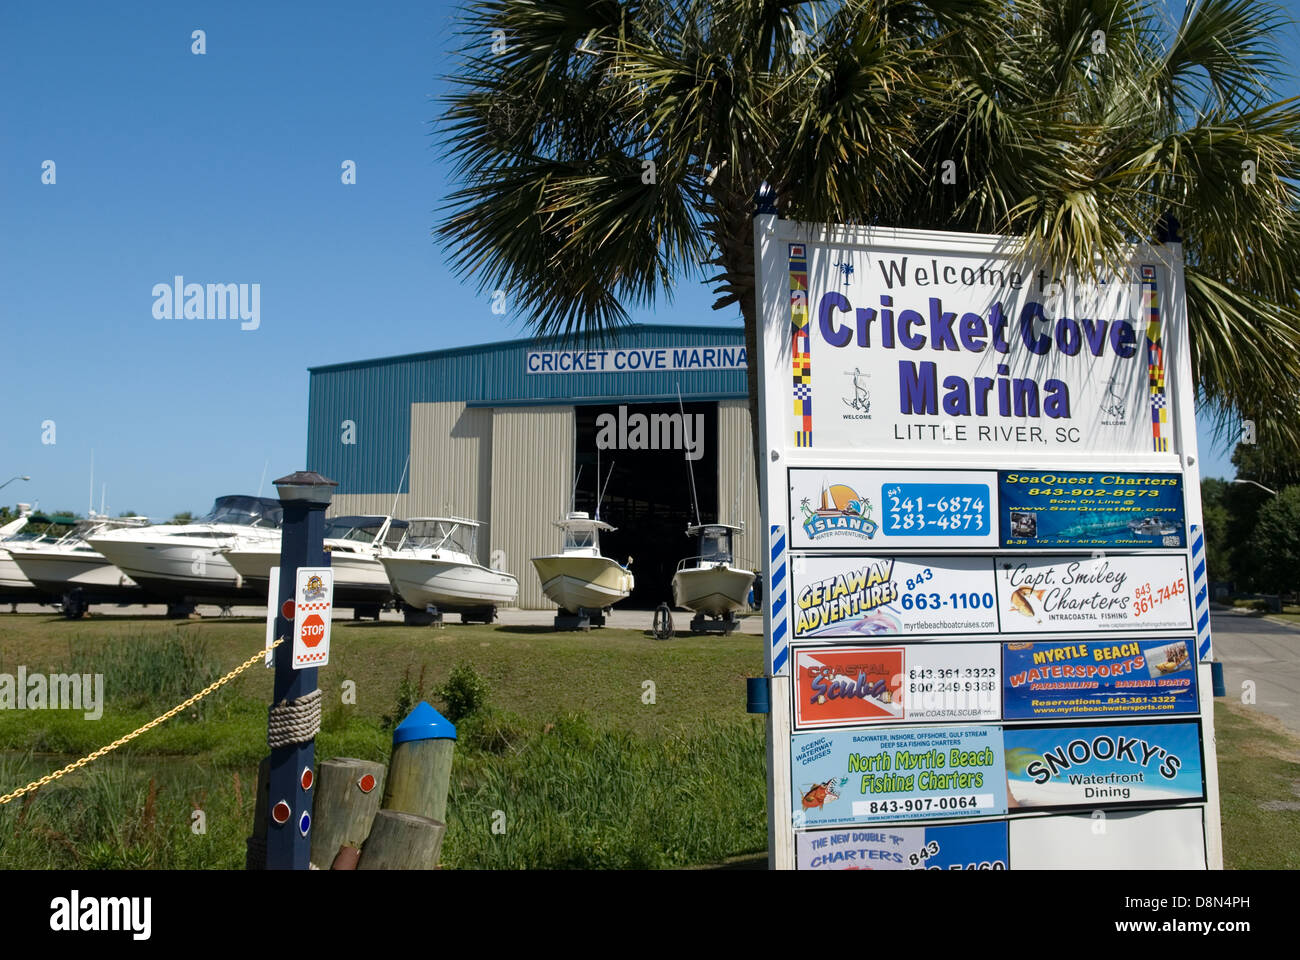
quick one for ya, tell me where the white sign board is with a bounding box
[264,566,280,668]
[291,566,333,669]
[754,218,1219,872]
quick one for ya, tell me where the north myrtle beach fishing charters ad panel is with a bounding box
[755,221,1214,869]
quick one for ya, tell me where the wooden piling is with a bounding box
[382,737,455,823]
[309,757,386,869]
[356,810,446,870]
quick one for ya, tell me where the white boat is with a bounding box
[222,515,407,612]
[0,506,41,602]
[87,495,283,607]
[7,514,151,611]
[531,512,634,619]
[671,523,755,632]
[379,517,517,622]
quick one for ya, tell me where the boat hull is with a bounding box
[0,549,47,602]
[8,548,146,603]
[225,546,396,606]
[87,537,271,603]
[672,564,755,616]
[531,555,634,613]
[381,556,518,612]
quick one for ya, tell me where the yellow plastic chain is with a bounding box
[0,637,284,805]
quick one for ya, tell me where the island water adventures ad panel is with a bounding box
[999,471,1186,549]
[788,468,999,550]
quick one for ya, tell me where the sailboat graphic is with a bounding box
[1101,375,1126,419]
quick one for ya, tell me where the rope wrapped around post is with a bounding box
[267,687,322,749]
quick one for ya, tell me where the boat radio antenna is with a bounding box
[677,384,701,527]
[571,465,583,513]
[256,458,270,498]
[389,453,411,518]
[596,460,615,521]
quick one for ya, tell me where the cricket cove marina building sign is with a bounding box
[754,220,1220,870]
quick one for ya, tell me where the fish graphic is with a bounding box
[1008,586,1046,622]
[801,778,843,810]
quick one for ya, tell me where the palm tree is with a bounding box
[437,0,1300,470]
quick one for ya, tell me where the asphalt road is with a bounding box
[1210,607,1300,738]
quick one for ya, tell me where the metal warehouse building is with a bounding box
[305,324,760,610]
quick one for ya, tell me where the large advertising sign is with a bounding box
[791,555,998,639]
[1003,639,1198,719]
[756,220,1215,870]
[797,821,1008,870]
[999,471,1186,549]
[789,468,999,550]
[792,725,1006,826]
[995,554,1192,633]
[793,644,1000,729]
[1004,721,1204,810]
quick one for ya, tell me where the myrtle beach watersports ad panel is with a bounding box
[789,553,1192,639]
[796,821,1009,870]
[788,468,998,550]
[777,241,1179,457]
[793,725,1006,826]
[793,644,1000,729]
[1000,471,1186,549]
[1003,639,1199,720]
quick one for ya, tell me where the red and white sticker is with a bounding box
[292,567,334,669]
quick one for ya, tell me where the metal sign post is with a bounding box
[265,470,336,870]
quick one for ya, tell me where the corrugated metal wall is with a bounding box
[328,492,409,519]
[490,406,574,609]
[307,324,746,496]
[407,402,493,561]
[717,399,763,571]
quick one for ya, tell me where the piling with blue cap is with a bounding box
[382,701,457,824]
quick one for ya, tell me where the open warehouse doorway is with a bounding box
[574,401,718,609]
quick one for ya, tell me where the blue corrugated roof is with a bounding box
[307,324,749,495]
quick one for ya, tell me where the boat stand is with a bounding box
[553,606,606,631]
[689,612,740,635]
[402,603,445,627]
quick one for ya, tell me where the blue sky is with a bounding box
[1,1,1295,517]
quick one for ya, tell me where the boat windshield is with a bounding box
[382,520,408,549]
[200,496,284,528]
[325,516,388,544]
[406,520,476,555]
[564,528,596,550]
[699,528,733,563]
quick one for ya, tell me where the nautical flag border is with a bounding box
[1143,264,1170,453]
[769,523,790,676]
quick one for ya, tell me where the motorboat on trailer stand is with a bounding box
[670,523,756,635]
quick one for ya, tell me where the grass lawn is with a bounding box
[0,612,767,868]
[0,613,1296,868]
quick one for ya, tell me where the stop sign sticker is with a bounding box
[301,614,326,647]
[291,566,333,669]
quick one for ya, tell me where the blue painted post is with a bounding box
[265,470,336,870]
